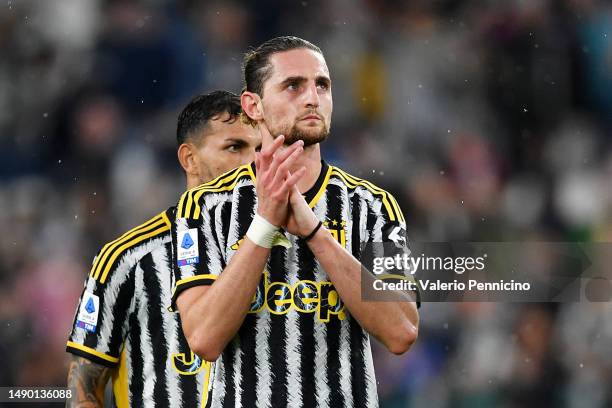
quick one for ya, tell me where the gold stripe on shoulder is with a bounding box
[91,212,170,282]
[308,164,333,208]
[178,166,242,218]
[180,165,248,219]
[191,167,251,220]
[331,168,399,222]
[99,221,170,283]
[89,214,161,277]
[177,190,191,219]
[388,194,405,222]
[90,213,165,279]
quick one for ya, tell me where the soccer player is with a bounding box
[171,36,420,407]
[66,91,261,407]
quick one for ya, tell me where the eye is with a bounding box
[255,145,262,152]
[317,80,330,90]
[287,81,299,91]
[226,144,241,152]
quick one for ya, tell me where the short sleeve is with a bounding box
[367,195,421,308]
[169,205,225,311]
[66,253,136,367]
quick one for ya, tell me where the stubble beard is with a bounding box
[271,120,330,146]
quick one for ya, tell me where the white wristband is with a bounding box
[246,213,280,248]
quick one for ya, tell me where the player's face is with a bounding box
[194,113,261,183]
[260,48,332,146]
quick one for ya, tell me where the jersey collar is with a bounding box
[248,160,332,208]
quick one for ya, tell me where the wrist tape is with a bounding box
[246,213,280,248]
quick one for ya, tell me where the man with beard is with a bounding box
[170,37,420,407]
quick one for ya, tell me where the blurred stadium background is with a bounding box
[1,0,611,406]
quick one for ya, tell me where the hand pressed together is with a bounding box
[254,124,320,238]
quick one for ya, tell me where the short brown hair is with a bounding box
[241,36,323,126]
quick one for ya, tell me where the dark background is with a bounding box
[0,0,611,406]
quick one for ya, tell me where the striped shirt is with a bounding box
[67,207,212,408]
[171,161,410,408]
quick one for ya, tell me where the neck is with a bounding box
[186,178,198,190]
[293,143,322,193]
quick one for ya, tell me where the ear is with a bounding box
[241,91,264,122]
[177,143,199,175]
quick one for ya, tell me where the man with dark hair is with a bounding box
[66,91,260,407]
[171,36,419,407]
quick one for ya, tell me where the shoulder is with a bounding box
[89,209,172,284]
[328,165,404,223]
[176,164,255,219]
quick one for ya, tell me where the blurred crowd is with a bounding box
[0,0,611,406]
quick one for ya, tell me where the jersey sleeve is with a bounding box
[169,192,225,311]
[66,249,136,367]
[366,192,421,308]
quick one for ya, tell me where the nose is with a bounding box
[303,81,320,108]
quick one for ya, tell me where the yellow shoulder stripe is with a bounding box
[331,168,404,222]
[177,166,249,220]
[91,211,171,283]
[177,166,244,218]
[336,168,404,222]
[308,164,333,208]
[178,165,251,219]
[66,341,120,364]
[99,223,170,283]
[90,213,165,279]
[336,169,404,222]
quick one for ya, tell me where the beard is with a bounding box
[269,118,330,146]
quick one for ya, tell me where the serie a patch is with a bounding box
[177,228,199,266]
[76,291,99,332]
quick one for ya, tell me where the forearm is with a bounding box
[179,238,270,359]
[307,228,419,353]
[66,356,111,408]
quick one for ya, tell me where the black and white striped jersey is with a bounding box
[171,161,411,408]
[67,207,211,408]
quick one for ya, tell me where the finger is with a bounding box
[259,132,284,163]
[254,152,261,175]
[279,166,306,193]
[258,121,272,139]
[272,139,304,162]
[288,183,301,204]
[271,146,303,187]
[259,136,284,176]
[267,140,304,180]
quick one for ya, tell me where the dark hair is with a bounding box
[242,36,323,97]
[176,90,241,146]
